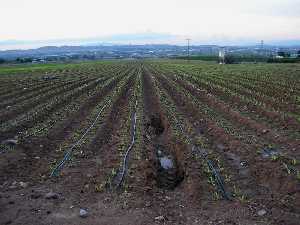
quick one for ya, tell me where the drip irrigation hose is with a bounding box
[116,100,138,187]
[10,79,107,142]
[175,118,231,200]
[50,103,108,177]
[206,157,231,200]
[148,69,230,199]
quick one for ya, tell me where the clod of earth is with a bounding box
[154,215,165,221]
[257,209,267,216]
[19,181,28,188]
[30,192,42,199]
[45,192,60,200]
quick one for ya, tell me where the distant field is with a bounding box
[0,61,117,76]
[0,60,299,225]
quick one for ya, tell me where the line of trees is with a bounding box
[175,53,300,64]
[267,58,300,63]
[0,58,6,64]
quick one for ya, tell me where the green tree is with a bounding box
[0,58,6,64]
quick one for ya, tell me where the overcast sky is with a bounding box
[1,0,300,44]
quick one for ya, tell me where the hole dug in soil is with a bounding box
[146,115,184,190]
[155,144,184,190]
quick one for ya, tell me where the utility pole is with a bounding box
[260,40,264,56]
[186,38,191,61]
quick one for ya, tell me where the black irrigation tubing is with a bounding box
[191,145,231,200]
[2,69,127,140]
[115,99,138,188]
[50,102,109,177]
[149,68,231,199]
[168,111,232,200]
[206,159,231,200]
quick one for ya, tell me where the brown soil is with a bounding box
[1,63,299,225]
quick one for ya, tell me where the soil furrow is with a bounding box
[150,66,300,216]
[0,77,107,123]
[0,77,95,110]
[171,75,300,154]
[0,71,124,142]
[169,70,300,133]
[0,70,129,184]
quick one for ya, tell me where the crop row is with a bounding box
[146,64,299,211]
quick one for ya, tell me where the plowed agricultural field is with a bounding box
[1,60,299,225]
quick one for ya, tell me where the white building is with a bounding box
[219,47,225,64]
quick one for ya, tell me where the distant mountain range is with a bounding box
[0,44,186,60]
[0,32,299,61]
[0,33,177,51]
[1,32,300,51]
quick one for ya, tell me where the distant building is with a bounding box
[275,55,284,59]
[219,47,225,64]
[276,51,290,58]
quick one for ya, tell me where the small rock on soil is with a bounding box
[155,215,165,221]
[19,182,28,188]
[257,209,267,216]
[79,209,88,218]
[45,192,59,200]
